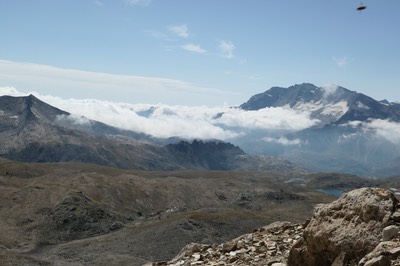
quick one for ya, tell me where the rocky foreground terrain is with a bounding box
[0,157,341,265]
[0,157,397,266]
[152,188,400,266]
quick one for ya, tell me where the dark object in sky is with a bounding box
[357,4,367,11]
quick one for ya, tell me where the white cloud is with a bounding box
[217,107,319,131]
[44,96,239,140]
[125,0,151,6]
[344,119,400,144]
[181,44,206,54]
[218,40,235,59]
[168,24,189,38]
[0,59,235,106]
[0,86,24,96]
[263,137,302,145]
[365,119,400,143]
[321,84,339,99]
[4,84,400,151]
[56,114,92,125]
[0,86,320,140]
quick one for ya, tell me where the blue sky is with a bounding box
[0,0,399,106]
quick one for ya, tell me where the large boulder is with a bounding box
[288,187,398,266]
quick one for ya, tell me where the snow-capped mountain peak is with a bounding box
[240,83,400,126]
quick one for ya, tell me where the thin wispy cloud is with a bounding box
[95,0,104,7]
[181,44,206,54]
[218,40,235,59]
[168,24,189,38]
[0,60,234,106]
[333,56,349,67]
[125,0,152,6]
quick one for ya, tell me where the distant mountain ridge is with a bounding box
[240,83,400,126]
[2,82,400,177]
[0,94,304,173]
[236,83,400,176]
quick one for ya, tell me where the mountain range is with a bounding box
[240,83,400,125]
[235,83,400,177]
[1,83,400,177]
[0,94,304,174]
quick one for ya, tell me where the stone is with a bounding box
[364,255,391,266]
[155,221,303,265]
[391,211,400,222]
[389,246,400,257]
[227,256,238,263]
[382,225,399,241]
[191,254,201,261]
[331,252,346,266]
[236,240,245,249]
[288,188,398,266]
[221,241,237,253]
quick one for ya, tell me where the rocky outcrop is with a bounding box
[289,187,398,266]
[166,140,245,170]
[153,188,400,266]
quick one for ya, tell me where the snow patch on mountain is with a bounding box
[320,101,349,117]
[292,101,323,112]
[356,101,370,110]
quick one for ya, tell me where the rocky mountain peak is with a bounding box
[240,83,355,111]
[0,94,68,125]
[240,83,400,127]
[156,187,400,266]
